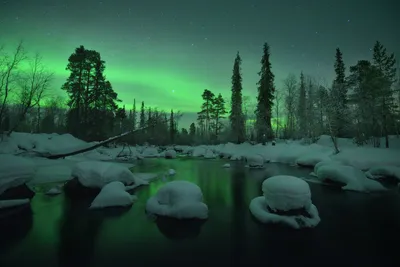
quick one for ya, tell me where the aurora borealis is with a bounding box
[1,0,399,127]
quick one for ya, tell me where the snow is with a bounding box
[365,166,400,181]
[222,163,231,168]
[46,185,63,195]
[249,197,320,229]
[165,149,177,159]
[90,181,136,209]
[249,176,320,229]
[168,169,176,175]
[71,161,147,188]
[315,161,387,192]
[0,154,36,195]
[0,198,30,209]
[245,154,264,168]
[141,147,159,158]
[204,149,216,159]
[146,181,208,219]
[192,146,207,157]
[262,176,312,211]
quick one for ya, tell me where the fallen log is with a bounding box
[41,120,166,160]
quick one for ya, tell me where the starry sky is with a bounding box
[1,0,399,128]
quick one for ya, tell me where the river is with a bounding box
[0,158,399,267]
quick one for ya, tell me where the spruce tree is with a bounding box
[189,122,196,137]
[170,109,175,144]
[332,47,348,137]
[297,72,307,137]
[132,99,136,130]
[255,43,275,143]
[229,52,245,143]
[372,41,397,148]
[139,101,145,128]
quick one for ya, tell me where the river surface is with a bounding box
[0,158,399,267]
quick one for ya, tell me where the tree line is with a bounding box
[1,41,399,148]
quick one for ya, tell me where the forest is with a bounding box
[0,41,399,148]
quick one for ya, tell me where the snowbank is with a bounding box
[314,161,386,192]
[0,198,30,209]
[249,176,320,229]
[0,155,36,195]
[90,181,136,209]
[71,161,147,188]
[146,181,208,219]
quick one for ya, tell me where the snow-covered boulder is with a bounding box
[204,149,216,159]
[249,176,320,229]
[90,181,136,209]
[0,155,36,197]
[141,147,159,158]
[45,185,63,195]
[165,149,177,159]
[315,162,386,192]
[365,166,400,182]
[222,163,231,168]
[230,154,242,161]
[246,154,264,168]
[146,181,208,219]
[168,169,176,176]
[192,147,206,157]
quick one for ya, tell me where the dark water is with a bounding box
[1,158,399,267]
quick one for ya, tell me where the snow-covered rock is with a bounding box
[204,149,216,159]
[45,185,63,195]
[168,169,176,175]
[165,149,177,159]
[141,147,159,158]
[222,163,231,168]
[146,181,208,219]
[246,154,264,168]
[315,162,386,192]
[263,175,312,211]
[365,165,400,181]
[90,181,136,209]
[0,198,30,209]
[71,161,147,188]
[0,155,36,195]
[249,176,320,229]
[192,147,206,157]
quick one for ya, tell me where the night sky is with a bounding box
[1,0,399,127]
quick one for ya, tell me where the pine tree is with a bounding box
[229,52,245,143]
[255,43,275,143]
[331,47,349,137]
[62,45,120,140]
[372,41,397,148]
[211,93,227,141]
[139,101,145,128]
[297,72,307,138]
[198,89,215,141]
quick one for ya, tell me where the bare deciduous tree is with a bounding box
[0,41,27,130]
[8,53,53,135]
[273,88,282,138]
[283,74,297,139]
